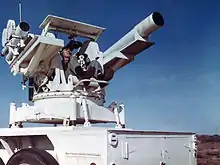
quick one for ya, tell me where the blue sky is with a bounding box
[0,0,220,134]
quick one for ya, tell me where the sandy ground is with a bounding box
[197,135,220,165]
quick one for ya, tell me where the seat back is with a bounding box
[78,40,101,61]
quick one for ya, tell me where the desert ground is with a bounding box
[197,134,220,165]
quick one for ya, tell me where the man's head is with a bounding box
[61,47,72,64]
[60,40,82,63]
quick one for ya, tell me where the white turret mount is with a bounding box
[1,13,164,128]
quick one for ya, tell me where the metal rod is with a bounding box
[19,1,22,22]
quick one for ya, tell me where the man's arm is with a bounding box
[47,54,62,80]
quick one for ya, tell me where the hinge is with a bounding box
[122,141,129,160]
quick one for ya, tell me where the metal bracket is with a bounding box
[41,21,51,36]
[63,117,71,126]
[80,94,91,127]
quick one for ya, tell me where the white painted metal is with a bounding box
[0,127,197,165]
[0,11,197,165]
[39,15,105,41]
[102,12,164,72]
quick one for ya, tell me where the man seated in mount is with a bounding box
[58,40,114,87]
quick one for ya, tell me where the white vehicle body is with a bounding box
[0,10,197,165]
[0,126,197,165]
